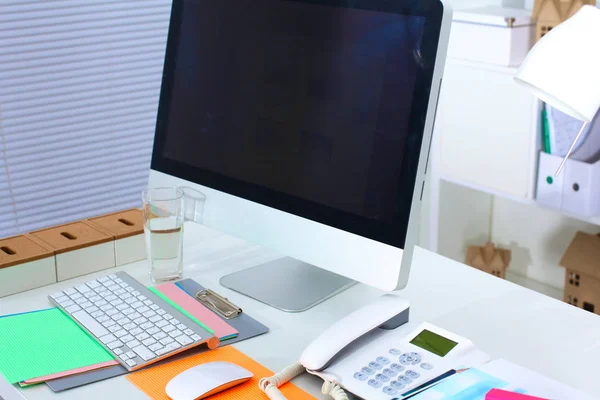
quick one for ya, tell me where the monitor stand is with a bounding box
[219,257,356,312]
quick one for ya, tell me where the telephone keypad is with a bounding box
[369,361,383,370]
[368,378,382,388]
[382,368,397,377]
[362,366,374,375]
[389,348,401,355]
[399,352,422,365]
[383,386,398,396]
[420,363,433,370]
[405,370,420,380]
[376,356,390,365]
[398,375,412,385]
[390,363,404,372]
[354,372,368,381]
[375,373,390,383]
[390,380,405,390]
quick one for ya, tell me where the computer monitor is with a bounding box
[149,0,452,312]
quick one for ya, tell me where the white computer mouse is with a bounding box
[165,361,254,400]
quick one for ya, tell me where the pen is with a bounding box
[394,369,458,400]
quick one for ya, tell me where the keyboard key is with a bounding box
[120,282,128,288]
[149,315,162,323]
[156,309,166,315]
[140,322,153,330]
[108,284,120,292]
[54,295,69,303]
[114,329,127,338]
[110,299,124,307]
[175,335,193,346]
[126,351,136,358]
[138,295,147,301]
[129,312,141,320]
[61,300,75,308]
[191,334,202,341]
[112,313,125,321]
[113,277,122,283]
[123,323,137,331]
[98,315,110,323]
[99,334,117,344]
[131,301,144,309]
[169,329,183,338]
[153,332,167,340]
[120,293,132,300]
[149,343,163,352]
[143,300,153,306]
[79,301,93,309]
[126,287,135,292]
[114,289,126,295]
[172,319,181,325]
[132,345,155,361]
[96,300,108,307]
[105,295,117,302]
[126,360,137,367]
[91,310,104,318]
[120,354,130,361]
[162,325,175,333]
[76,285,92,294]
[160,337,174,345]
[137,306,150,314]
[164,314,173,320]
[142,338,157,346]
[136,332,150,341]
[71,310,108,337]
[177,324,187,331]
[121,335,135,343]
[155,320,168,328]
[98,276,110,283]
[89,295,101,303]
[117,304,129,311]
[107,340,123,350]
[85,306,99,314]
[65,305,81,313]
[166,342,181,351]
[108,325,121,333]
[87,280,101,289]
[143,310,156,318]
[134,317,148,325]
[102,320,116,328]
[147,327,160,335]
[156,348,170,356]
[64,288,77,296]
[126,340,141,349]
[84,291,96,299]
[125,297,137,304]
[106,309,118,316]
[130,327,143,336]
[150,305,160,311]
[132,291,141,296]
[184,329,194,336]
[71,293,83,301]
[113,347,123,355]
[108,274,117,279]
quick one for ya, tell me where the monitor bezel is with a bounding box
[151,0,444,249]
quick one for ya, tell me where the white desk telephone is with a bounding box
[259,295,490,400]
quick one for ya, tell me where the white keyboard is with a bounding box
[49,272,214,371]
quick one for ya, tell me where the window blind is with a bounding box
[0,0,172,237]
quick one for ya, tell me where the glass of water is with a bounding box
[142,187,186,283]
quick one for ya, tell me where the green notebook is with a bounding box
[0,308,114,384]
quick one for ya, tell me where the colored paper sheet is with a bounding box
[21,360,119,384]
[127,345,315,400]
[148,286,215,335]
[154,283,238,341]
[0,308,115,384]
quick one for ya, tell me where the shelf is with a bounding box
[440,175,600,227]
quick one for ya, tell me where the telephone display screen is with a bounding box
[410,329,458,357]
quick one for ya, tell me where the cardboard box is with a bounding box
[87,208,146,266]
[466,242,512,279]
[449,6,535,66]
[533,0,595,43]
[31,221,115,281]
[560,231,600,315]
[0,235,56,297]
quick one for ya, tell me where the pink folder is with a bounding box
[486,389,550,400]
[155,283,238,340]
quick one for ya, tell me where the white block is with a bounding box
[56,241,115,281]
[0,257,56,298]
[449,7,534,66]
[536,152,564,210]
[562,158,600,217]
[114,234,146,266]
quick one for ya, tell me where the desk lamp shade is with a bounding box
[515,5,600,122]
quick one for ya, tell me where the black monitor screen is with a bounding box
[152,0,444,249]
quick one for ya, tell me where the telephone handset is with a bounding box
[259,295,490,400]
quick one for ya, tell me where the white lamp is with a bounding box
[515,5,600,175]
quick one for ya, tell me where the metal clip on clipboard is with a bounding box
[195,289,242,319]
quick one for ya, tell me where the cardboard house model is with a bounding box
[466,243,512,279]
[560,232,600,315]
[532,0,596,42]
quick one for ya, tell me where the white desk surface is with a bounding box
[1,223,599,400]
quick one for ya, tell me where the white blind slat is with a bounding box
[1,0,170,238]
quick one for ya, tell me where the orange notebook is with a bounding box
[127,346,316,400]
